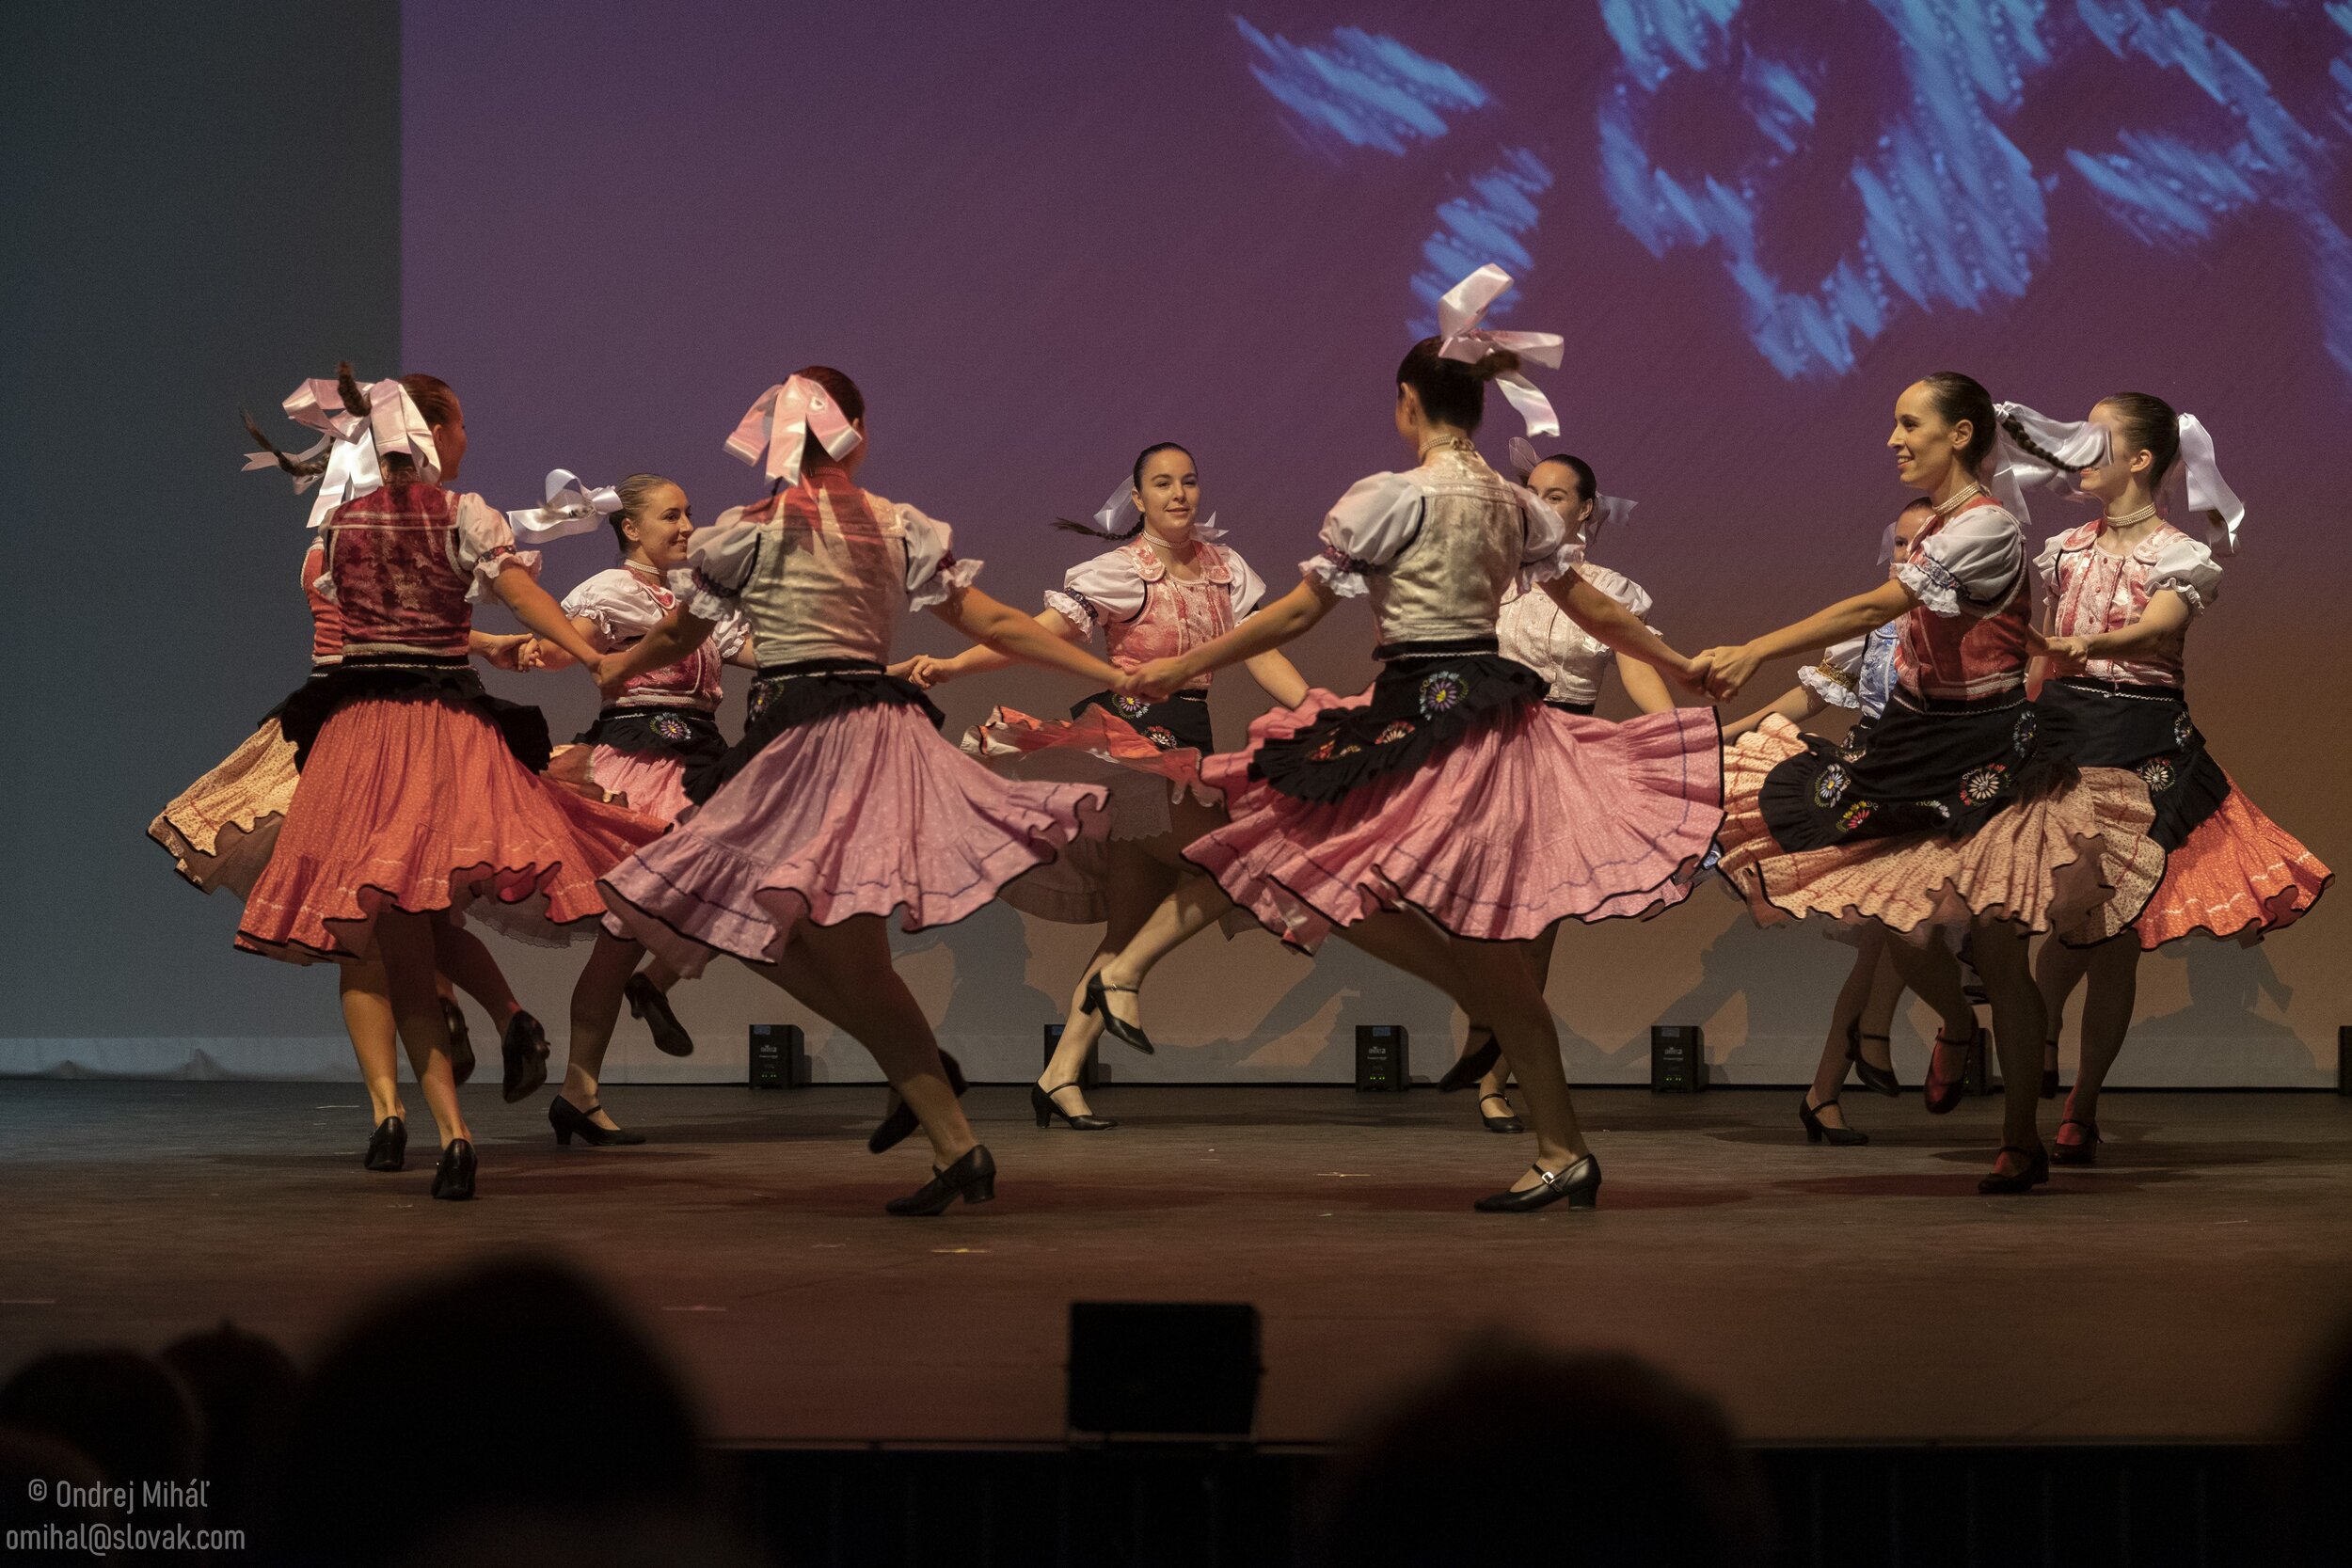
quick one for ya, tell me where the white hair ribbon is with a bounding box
[1091,475,1222,542]
[1988,401,2106,532]
[1435,264,1565,438]
[724,374,861,487]
[507,469,623,545]
[2165,413,2244,553]
[1506,436,1632,545]
[245,373,442,530]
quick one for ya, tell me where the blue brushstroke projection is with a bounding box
[1233,20,1489,154]
[1238,7,2352,386]
[1233,21,1553,337]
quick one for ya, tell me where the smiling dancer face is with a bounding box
[1888,374,1994,504]
[610,476,695,572]
[1525,457,1597,542]
[1131,443,1200,543]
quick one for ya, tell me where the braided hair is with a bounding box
[2096,392,2182,487]
[1919,372,1996,475]
[236,362,457,487]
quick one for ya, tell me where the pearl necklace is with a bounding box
[1932,482,1984,515]
[2103,501,2159,528]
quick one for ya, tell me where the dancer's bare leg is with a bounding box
[373,910,468,1148]
[1042,842,1177,1117]
[1333,910,1586,1186]
[1478,924,1557,1106]
[642,958,684,992]
[2034,935,2098,1092]
[772,915,977,1168]
[1093,871,1234,1032]
[339,956,404,1125]
[1882,933,1977,1039]
[1806,927,1898,1129]
[562,930,646,1130]
[432,922,522,1026]
[2057,935,2138,1127]
[1971,919,2049,1176]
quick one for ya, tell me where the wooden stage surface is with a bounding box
[5,1081,2349,1449]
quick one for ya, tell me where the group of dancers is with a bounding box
[151,263,2329,1212]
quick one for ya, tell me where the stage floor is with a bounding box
[5,1081,2349,1448]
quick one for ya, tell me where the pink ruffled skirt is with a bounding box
[151,721,301,900]
[236,697,667,962]
[2133,777,2330,948]
[1185,689,1723,952]
[965,704,1215,925]
[1716,715,2164,941]
[600,703,1107,976]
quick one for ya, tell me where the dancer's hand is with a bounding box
[890,654,946,689]
[478,632,533,671]
[2041,634,2091,672]
[1124,657,1189,700]
[592,653,632,697]
[1692,643,1763,703]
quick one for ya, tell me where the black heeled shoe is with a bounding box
[442,999,476,1086]
[1798,1092,1869,1147]
[2040,1038,2060,1101]
[1477,1091,1524,1134]
[1082,974,1155,1054]
[624,972,696,1057]
[1474,1153,1601,1212]
[431,1138,476,1201]
[868,1050,968,1155]
[886,1144,997,1216]
[1977,1144,2050,1195]
[549,1096,646,1147]
[2052,1116,2101,1165]
[1438,1026,1502,1094]
[1032,1083,1117,1131]
[500,1010,549,1103]
[363,1115,407,1171]
[1922,1028,1973,1116]
[1846,1022,1900,1098]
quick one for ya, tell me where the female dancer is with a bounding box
[234,367,665,1199]
[1115,266,1725,1211]
[1438,443,1681,1134]
[594,367,1128,1214]
[152,471,553,1170]
[904,444,1309,1129]
[522,474,759,1076]
[1720,497,1936,1146]
[1696,373,2166,1194]
[2014,394,2329,1163]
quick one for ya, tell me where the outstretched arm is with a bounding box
[905,608,1086,688]
[1545,574,1708,693]
[930,585,1123,687]
[1243,649,1311,708]
[1721,683,1821,741]
[2042,590,2191,670]
[1613,651,1678,715]
[1692,578,1914,702]
[1127,579,1336,698]
[597,605,714,695]
[488,565,610,674]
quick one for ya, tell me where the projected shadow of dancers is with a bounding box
[1192,934,1462,1083]
[1645,917,1863,1085]
[2109,941,2318,1090]
[886,900,1066,1081]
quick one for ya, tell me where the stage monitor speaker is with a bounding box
[1650,1024,1705,1092]
[2340,1027,2350,1096]
[1043,1022,1101,1089]
[1354,1024,1409,1092]
[1067,1302,1261,1439]
[1968,1026,1994,1096]
[748,1023,808,1090]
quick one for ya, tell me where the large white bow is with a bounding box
[1436,264,1565,438]
[244,373,441,530]
[2166,413,2244,553]
[1507,436,1632,542]
[1091,475,1222,542]
[724,374,862,487]
[507,469,623,545]
[1988,401,2108,531]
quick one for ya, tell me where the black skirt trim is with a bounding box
[2032,679,2227,850]
[684,662,943,805]
[1249,654,1548,804]
[575,705,730,772]
[1070,689,1215,754]
[1544,698,1597,716]
[1758,689,2071,851]
[277,657,551,773]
